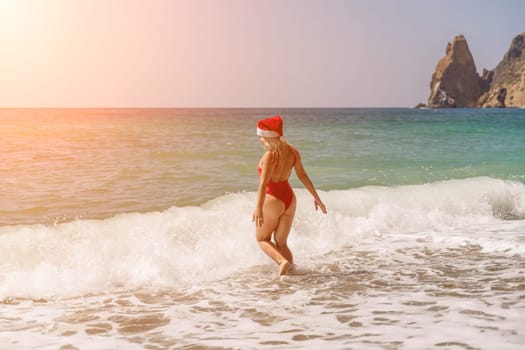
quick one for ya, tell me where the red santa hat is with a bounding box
[256,115,283,137]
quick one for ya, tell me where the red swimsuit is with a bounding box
[258,154,296,210]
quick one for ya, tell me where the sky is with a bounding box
[0,0,524,108]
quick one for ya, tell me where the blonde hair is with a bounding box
[261,137,293,171]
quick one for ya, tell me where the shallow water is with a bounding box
[2,243,524,350]
[2,108,524,225]
[1,108,524,349]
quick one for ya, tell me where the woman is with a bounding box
[252,115,327,276]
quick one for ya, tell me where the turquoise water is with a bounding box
[284,108,525,188]
[2,108,524,225]
[1,108,524,349]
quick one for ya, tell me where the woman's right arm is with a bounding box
[253,151,275,226]
[293,148,327,214]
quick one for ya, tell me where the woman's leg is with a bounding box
[256,195,288,269]
[274,195,296,264]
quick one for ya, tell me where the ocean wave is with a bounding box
[1,177,524,299]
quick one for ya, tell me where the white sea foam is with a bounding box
[1,177,524,299]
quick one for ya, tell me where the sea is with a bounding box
[1,108,524,350]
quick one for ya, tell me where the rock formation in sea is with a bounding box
[478,32,525,108]
[427,35,482,108]
[421,32,525,108]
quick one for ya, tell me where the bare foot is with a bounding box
[279,260,291,276]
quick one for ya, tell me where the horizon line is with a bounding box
[0,106,415,110]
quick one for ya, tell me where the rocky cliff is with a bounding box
[478,32,525,108]
[427,35,482,108]
[422,32,525,108]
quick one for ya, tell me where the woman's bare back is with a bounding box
[259,145,296,182]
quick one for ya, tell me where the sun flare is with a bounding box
[0,0,35,36]
[0,0,20,20]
